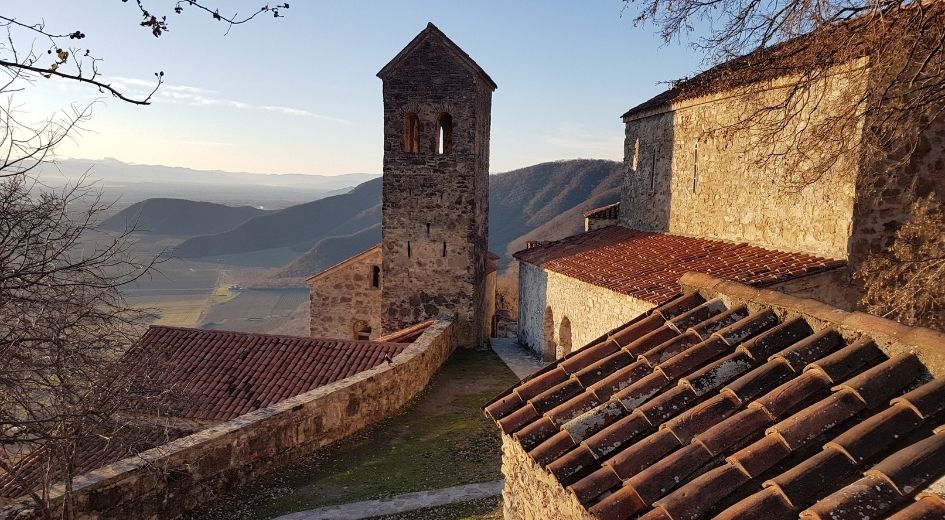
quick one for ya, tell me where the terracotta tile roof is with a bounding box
[375,320,435,343]
[485,292,945,520]
[514,227,845,305]
[128,326,408,422]
[0,424,180,499]
[584,203,620,220]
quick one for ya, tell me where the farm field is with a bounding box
[200,288,309,333]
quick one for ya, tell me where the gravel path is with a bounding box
[272,481,504,520]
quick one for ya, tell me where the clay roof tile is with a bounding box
[486,284,945,520]
[513,227,843,304]
[120,326,406,422]
[887,495,945,520]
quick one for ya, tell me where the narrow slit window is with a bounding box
[692,142,699,192]
[403,112,420,153]
[407,241,412,258]
[371,265,380,288]
[650,149,657,194]
[426,223,431,236]
[442,241,447,257]
[434,113,453,154]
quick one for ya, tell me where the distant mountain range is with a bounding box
[35,158,378,208]
[101,198,269,236]
[172,179,383,259]
[159,159,622,277]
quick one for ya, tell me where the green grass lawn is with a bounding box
[187,347,519,520]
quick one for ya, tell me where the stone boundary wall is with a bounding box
[501,435,595,520]
[517,262,654,361]
[0,319,457,520]
[767,267,859,311]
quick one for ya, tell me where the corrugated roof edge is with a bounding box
[480,292,684,412]
[678,272,945,376]
[583,202,620,219]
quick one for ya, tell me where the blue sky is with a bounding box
[12,1,703,175]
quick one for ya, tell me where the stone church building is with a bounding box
[306,23,497,348]
[491,13,945,520]
[517,19,945,361]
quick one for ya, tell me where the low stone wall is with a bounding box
[0,319,457,520]
[501,435,594,520]
[518,262,654,360]
[768,267,860,311]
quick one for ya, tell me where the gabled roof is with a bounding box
[514,226,844,305]
[377,22,497,91]
[127,326,408,422]
[621,4,945,120]
[306,244,381,283]
[584,202,620,220]
[307,245,500,281]
[485,274,945,520]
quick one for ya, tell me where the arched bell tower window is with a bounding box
[371,265,381,288]
[403,112,420,153]
[434,113,453,154]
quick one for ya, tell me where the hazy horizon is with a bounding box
[12,2,702,176]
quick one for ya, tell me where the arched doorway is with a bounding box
[543,306,556,361]
[353,320,372,341]
[559,316,573,358]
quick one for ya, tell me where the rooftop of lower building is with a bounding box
[485,272,945,520]
[514,226,845,305]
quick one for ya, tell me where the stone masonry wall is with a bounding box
[518,262,653,361]
[501,435,596,520]
[307,247,382,340]
[768,267,859,311]
[849,113,945,267]
[380,33,492,347]
[0,320,457,520]
[620,63,869,259]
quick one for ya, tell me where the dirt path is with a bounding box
[273,481,503,520]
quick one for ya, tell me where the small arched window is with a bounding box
[434,113,453,154]
[403,112,420,153]
[371,265,380,288]
[353,320,372,341]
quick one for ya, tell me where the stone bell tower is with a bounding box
[377,23,496,347]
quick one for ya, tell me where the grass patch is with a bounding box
[208,282,239,306]
[188,347,519,520]
[128,295,209,328]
